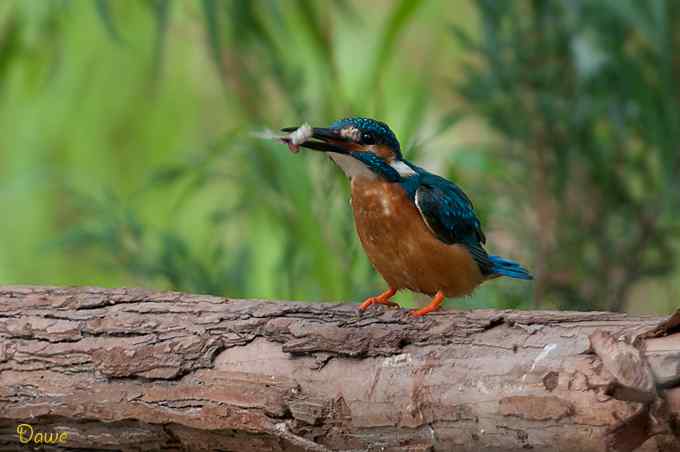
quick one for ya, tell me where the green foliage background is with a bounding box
[0,0,677,314]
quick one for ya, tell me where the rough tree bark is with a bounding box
[0,286,678,452]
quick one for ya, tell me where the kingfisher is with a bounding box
[281,117,532,317]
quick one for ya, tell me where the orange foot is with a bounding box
[359,288,399,311]
[410,290,445,317]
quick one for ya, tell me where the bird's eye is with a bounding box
[361,132,376,145]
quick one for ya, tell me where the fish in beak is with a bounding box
[280,125,352,154]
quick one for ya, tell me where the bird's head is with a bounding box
[282,117,415,181]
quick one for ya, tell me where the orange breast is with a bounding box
[351,178,484,298]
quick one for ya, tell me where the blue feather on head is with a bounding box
[331,117,402,159]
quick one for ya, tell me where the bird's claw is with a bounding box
[358,288,399,312]
[408,307,432,317]
[358,297,400,311]
[408,290,445,317]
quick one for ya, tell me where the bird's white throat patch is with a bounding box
[329,153,417,180]
[328,152,377,179]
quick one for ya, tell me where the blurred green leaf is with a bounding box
[148,0,172,79]
[297,0,335,72]
[367,0,425,95]
[94,0,123,43]
[200,0,223,77]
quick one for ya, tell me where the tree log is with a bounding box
[0,286,678,452]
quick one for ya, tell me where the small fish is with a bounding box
[281,123,312,153]
[252,123,312,153]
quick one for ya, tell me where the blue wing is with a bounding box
[412,172,493,275]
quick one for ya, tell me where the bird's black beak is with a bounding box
[281,126,351,154]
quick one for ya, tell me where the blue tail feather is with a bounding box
[489,255,533,280]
